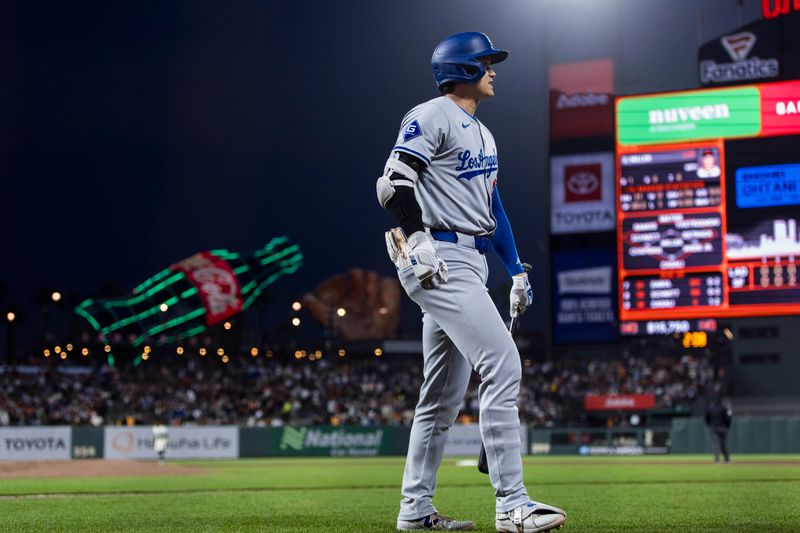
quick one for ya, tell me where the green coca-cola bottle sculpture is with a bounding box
[75,236,302,346]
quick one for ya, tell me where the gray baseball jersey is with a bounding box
[391,97,532,521]
[392,96,498,236]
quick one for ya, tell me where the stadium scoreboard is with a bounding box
[616,80,800,335]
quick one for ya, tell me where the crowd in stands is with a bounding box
[0,353,718,427]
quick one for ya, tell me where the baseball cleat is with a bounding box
[495,501,566,532]
[397,512,476,531]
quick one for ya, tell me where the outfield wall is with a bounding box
[529,417,800,455]
[669,416,800,454]
[1,419,797,460]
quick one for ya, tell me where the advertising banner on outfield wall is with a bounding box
[584,394,656,411]
[550,152,615,234]
[273,426,390,457]
[443,424,528,457]
[0,426,72,461]
[104,426,238,459]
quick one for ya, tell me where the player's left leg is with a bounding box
[712,430,722,463]
[719,430,730,463]
[398,312,473,529]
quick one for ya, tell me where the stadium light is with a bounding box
[55,346,62,354]
[177,346,185,355]
[291,301,302,311]
[81,348,89,356]
[221,355,229,363]
[51,291,61,302]
[224,321,232,330]
[43,349,51,357]
[66,343,74,352]
[374,348,382,357]
[160,303,169,312]
[5,312,15,322]
[199,347,207,356]
[292,317,301,326]
[336,308,346,317]
[60,352,67,360]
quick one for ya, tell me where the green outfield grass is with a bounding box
[1,455,799,532]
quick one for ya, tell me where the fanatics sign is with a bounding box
[699,23,780,87]
[699,12,800,87]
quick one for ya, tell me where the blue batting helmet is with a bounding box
[431,32,508,88]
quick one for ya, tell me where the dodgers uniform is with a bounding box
[391,96,531,520]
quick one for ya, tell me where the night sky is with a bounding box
[0,1,762,346]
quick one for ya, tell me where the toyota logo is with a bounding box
[566,171,599,196]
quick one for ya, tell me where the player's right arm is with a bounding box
[377,151,426,236]
[377,103,449,289]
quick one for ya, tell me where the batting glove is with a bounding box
[510,272,533,317]
[407,231,448,290]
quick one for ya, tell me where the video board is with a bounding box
[616,80,800,334]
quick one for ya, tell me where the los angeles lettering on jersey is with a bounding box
[455,148,498,180]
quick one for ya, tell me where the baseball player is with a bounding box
[152,421,168,464]
[378,32,567,532]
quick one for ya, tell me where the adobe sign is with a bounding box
[549,59,614,139]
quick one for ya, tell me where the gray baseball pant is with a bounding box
[397,240,529,520]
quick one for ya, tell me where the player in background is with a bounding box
[152,421,168,464]
[705,395,732,463]
[378,32,567,532]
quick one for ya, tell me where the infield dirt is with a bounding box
[0,459,201,479]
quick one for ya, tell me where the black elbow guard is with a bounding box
[386,186,425,236]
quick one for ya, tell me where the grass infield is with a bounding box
[0,455,798,532]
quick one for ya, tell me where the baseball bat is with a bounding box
[477,262,531,475]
